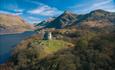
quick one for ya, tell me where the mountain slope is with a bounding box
[73,9,115,28]
[0,14,34,34]
[35,17,55,29]
[66,10,115,28]
[45,11,78,29]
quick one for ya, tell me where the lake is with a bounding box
[0,31,36,64]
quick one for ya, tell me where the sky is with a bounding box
[0,0,115,23]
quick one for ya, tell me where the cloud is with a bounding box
[25,0,43,5]
[0,11,13,14]
[92,0,112,7]
[86,0,115,12]
[23,16,42,23]
[0,1,24,15]
[13,9,24,13]
[69,0,115,14]
[0,10,22,15]
[28,4,63,16]
[28,16,41,22]
[0,0,24,13]
[90,0,113,9]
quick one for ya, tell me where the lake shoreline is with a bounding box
[0,31,36,64]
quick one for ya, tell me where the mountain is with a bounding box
[0,14,34,34]
[46,11,78,29]
[73,9,115,28]
[36,9,115,29]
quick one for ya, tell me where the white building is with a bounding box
[43,31,52,40]
[48,32,52,40]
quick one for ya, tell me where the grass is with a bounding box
[31,40,74,58]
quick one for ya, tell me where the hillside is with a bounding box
[73,9,115,28]
[45,11,78,29]
[0,14,34,34]
[6,27,115,70]
[35,17,55,29]
[14,39,74,60]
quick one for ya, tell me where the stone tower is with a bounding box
[43,31,52,40]
[48,32,52,40]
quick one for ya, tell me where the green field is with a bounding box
[31,40,74,58]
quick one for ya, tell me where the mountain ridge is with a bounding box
[36,9,115,29]
[0,14,35,34]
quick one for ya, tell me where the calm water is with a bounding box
[0,31,35,64]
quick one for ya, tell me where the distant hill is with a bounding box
[35,9,115,29]
[72,9,115,28]
[0,14,35,34]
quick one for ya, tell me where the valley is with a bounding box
[0,9,115,70]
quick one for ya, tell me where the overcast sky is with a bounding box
[0,0,115,23]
